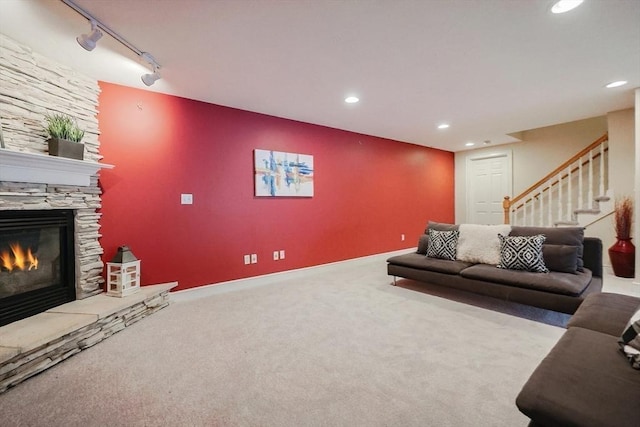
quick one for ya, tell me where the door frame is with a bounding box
[465,149,513,224]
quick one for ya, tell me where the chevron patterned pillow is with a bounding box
[426,229,459,261]
[619,307,640,369]
[497,234,549,273]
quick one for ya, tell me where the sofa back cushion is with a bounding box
[542,245,579,274]
[510,226,584,272]
[425,221,458,234]
[417,234,429,255]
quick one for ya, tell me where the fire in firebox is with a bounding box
[0,242,39,272]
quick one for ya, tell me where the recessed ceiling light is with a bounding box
[551,0,584,14]
[345,96,359,104]
[465,142,475,147]
[437,123,450,129]
[605,80,628,88]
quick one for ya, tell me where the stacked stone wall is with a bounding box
[0,33,104,298]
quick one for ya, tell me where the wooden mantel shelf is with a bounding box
[0,148,114,186]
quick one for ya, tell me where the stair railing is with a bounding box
[503,133,608,226]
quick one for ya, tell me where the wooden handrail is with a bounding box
[511,149,608,211]
[503,132,608,224]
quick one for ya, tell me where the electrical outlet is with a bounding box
[181,193,193,205]
[251,254,257,264]
[243,254,251,265]
[401,234,405,241]
[279,250,285,259]
[273,251,279,260]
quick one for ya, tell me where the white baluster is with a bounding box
[523,202,527,226]
[539,190,544,226]
[558,173,563,222]
[566,166,572,222]
[532,196,536,226]
[547,181,552,226]
[599,142,605,197]
[588,148,594,209]
[578,158,583,209]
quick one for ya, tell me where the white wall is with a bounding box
[596,108,636,256]
[455,116,607,224]
[607,108,635,199]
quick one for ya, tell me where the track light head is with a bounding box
[77,20,103,51]
[140,52,161,86]
[141,71,161,86]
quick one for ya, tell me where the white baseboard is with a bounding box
[171,248,415,302]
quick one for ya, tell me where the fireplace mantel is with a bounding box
[0,148,113,186]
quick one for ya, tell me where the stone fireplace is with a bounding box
[0,33,176,394]
[0,33,106,313]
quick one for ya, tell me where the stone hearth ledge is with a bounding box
[0,282,177,393]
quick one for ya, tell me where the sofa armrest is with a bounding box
[582,237,602,277]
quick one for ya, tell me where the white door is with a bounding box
[466,151,512,224]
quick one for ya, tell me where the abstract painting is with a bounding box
[254,149,314,197]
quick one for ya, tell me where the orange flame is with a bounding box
[0,242,39,272]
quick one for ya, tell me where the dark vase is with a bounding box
[48,138,84,160]
[608,238,635,278]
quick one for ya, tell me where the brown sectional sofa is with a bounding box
[387,223,602,314]
[516,292,640,427]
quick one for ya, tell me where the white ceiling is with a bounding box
[1,0,638,152]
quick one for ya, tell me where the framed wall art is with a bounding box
[254,149,314,197]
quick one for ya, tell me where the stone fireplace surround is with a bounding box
[0,34,176,393]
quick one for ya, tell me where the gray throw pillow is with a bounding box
[542,245,579,274]
[497,234,549,273]
[417,234,429,255]
[425,221,458,234]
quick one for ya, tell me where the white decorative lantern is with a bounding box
[106,246,140,297]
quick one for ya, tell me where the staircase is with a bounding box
[503,134,612,227]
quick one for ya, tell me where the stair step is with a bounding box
[595,195,611,202]
[555,220,580,227]
[574,208,601,215]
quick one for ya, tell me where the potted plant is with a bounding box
[45,113,85,160]
[608,195,635,278]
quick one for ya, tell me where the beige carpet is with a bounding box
[0,260,565,426]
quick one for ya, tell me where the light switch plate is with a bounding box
[181,193,193,204]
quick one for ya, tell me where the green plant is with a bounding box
[45,113,85,143]
[613,196,633,239]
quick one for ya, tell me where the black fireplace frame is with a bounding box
[0,210,76,327]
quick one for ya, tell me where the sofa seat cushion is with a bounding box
[459,264,592,296]
[516,327,640,427]
[386,253,473,275]
[568,293,640,336]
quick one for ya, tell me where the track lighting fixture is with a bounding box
[140,52,161,86]
[63,0,162,86]
[76,19,103,51]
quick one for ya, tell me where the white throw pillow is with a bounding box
[456,223,512,265]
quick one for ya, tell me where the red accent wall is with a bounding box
[98,82,454,291]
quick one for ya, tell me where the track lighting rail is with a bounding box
[61,0,161,84]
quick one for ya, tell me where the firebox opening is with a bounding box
[0,210,75,327]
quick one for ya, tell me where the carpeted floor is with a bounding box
[0,260,565,426]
